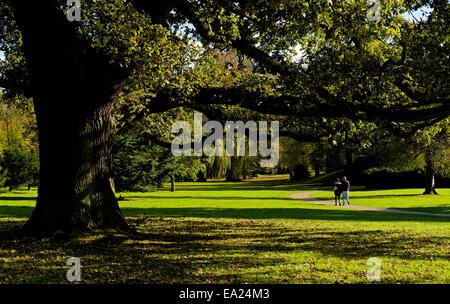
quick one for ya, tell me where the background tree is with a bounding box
[0,94,38,190]
[413,124,449,194]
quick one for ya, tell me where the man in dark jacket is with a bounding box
[341,176,350,206]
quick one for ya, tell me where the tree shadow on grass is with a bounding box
[158,183,323,192]
[119,207,450,223]
[124,195,295,201]
[0,205,449,223]
[0,217,447,283]
[371,203,449,214]
[0,206,34,218]
[339,194,428,199]
[0,196,37,201]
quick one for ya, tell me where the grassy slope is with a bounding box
[0,178,449,283]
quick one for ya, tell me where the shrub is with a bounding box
[291,164,310,181]
[0,147,39,190]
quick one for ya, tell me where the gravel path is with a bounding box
[290,191,450,217]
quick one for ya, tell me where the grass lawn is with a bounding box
[311,189,450,214]
[0,177,449,284]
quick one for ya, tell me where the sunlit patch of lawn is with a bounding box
[311,189,450,214]
[0,182,448,283]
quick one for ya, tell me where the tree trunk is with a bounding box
[314,167,320,177]
[12,2,130,232]
[226,157,242,182]
[423,150,438,195]
[25,98,129,232]
[242,158,248,180]
[170,176,175,192]
[344,131,352,175]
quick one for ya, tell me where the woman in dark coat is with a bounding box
[333,178,342,206]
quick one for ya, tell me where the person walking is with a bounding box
[341,176,350,206]
[333,178,342,206]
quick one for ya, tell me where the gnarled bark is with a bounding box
[11,1,130,232]
[24,97,129,232]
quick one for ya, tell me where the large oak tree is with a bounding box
[0,0,448,232]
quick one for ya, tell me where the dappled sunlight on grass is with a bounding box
[0,216,448,283]
[0,180,449,283]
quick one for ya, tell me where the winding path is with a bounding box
[290,191,450,217]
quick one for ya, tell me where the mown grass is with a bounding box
[311,188,450,214]
[0,178,449,284]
